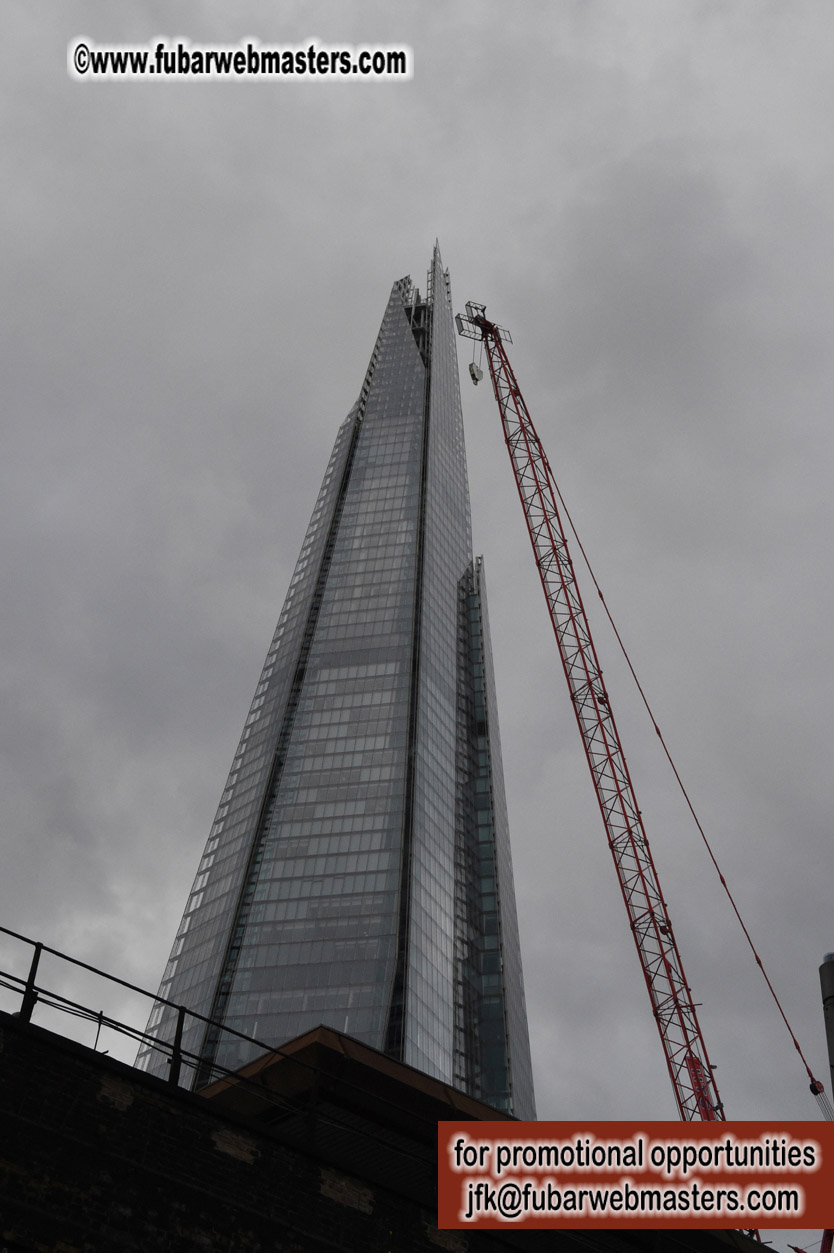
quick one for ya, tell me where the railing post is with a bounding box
[18,942,43,1023]
[168,1005,186,1086]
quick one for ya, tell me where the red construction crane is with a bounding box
[456,302,724,1122]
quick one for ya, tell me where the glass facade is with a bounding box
[137,248,535,1118]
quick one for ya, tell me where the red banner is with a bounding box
[437,1121,834,1229]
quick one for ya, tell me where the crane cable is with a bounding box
[546,472,832,1121]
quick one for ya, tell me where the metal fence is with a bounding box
[0,922,229,1086]
[0,922,441,1152]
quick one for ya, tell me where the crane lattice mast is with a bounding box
[457,302,724,1121]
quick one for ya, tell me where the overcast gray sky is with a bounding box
[3,3,834,1247]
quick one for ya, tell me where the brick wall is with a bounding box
[0,1014,478,1253]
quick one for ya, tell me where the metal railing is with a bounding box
[0,923,452,1149]
[1,923,221,1088]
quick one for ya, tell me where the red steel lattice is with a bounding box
[457,303,724,1122]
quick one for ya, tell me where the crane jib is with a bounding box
[457,302,724,1123]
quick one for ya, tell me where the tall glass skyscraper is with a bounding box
[137,247,535,1118]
